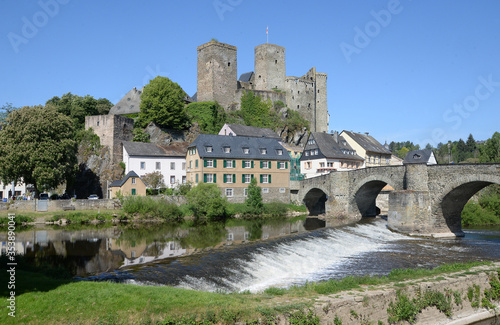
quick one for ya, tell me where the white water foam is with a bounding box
[175,219,410,293]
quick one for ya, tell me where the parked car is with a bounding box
[88,194,99,200]
[39,193,49,200]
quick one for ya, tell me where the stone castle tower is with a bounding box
[196,41,329,133]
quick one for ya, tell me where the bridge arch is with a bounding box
[433,173,500,235]
[351,174,402,218]
[303,188,328,216]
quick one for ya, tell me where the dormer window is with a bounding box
[260,148,267,155]
[224,147,231,153]
[206,146,213,153]
[243,147,249,154]
[276,149,283,155]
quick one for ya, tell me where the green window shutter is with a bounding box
[233,160,236,167]
[223,160,227,168]
[260,174,263,183]
[213,174,217,183]
[260,161,263,168]
[285,161,288,169]
[196,174,198,183]
[131,189,136,196]
[269,175,272,184]
[204,159,207,167]
[251,174,254,180]
[233,174,235,182]
[214,159,217,168]
[242,174,245,183]
[223,174,227,183]
[195,160,198,168]
[204,174,207,183]
[251,161,254,168]
[242,160,245,168]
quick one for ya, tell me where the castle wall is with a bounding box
[284,76,317,131]
[197,41,237,109]
[233,89,287,111]
[85,115,134,163]
[315,73,328,133]
[254,44,286,91]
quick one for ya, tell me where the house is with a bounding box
[186,134,291,203]
[108,171,146,198]
[403,149,438,165]
[300,132,364,179]
[340,131,393,168]
[218,123,281,140]
[122,141,187,188]
[0,181,34,200]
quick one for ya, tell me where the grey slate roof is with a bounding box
[109,87,143,115]
[301,132,364,161]
[403,149,435,164]
[190,134,290,161]
[342,131,392,155]
[239,72,254,82]
[122,141,186,157]
[110,171,140,188]
[224,124,281,140]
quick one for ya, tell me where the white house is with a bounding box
[300,132,364,179]
[0,181,33,200]
[122,141,187,188]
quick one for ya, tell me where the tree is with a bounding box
[45,93,113,130]
[0,105,77,195]
[186,183,228,220]
[239,91,273,128]
[142,171,165,194]
[138,76,189,130]
[245,178,263,215]
[0,103,17,124]
[455,138,468,162]
[466,134,477,158]
[479,132,500,163]
[396,147,409,159]
[185,101,226,134]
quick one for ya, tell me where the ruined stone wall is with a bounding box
[197,41,237,109]
[314,72,328,133]
[254,43,286,91]
[232,89,287,111]
[284,77,316,130]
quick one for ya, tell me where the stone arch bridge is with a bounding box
[299,164,500,237]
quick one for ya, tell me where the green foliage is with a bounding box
[388,141,420,155]
[461,185,500,226]
[45,93,112,130]
[0,105,77,194]
[240,91,273,128]
[264,287,287,296]
[334,315,343,325]
[186,183,228,220]
[387,291,419,324]
[174,182,192,196]
[76,128,101,160]
[122,196,183,220]
[245,178,263,215]
[0,214,34,225]
[186,101,227,134]
[132,127,150,142]
[263,202,289,217]
[0,102,17,124]
[138,76,189,130]
[288,310,320,325]
[396,146,410,159]
[286,109,309,134]
[479,132,500,163]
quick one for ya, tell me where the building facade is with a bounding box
[340,131,393,168]
[122,141,187,188]
[186,134,291,203]
[108,171,147,199]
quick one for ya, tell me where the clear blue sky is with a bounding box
[2,0,499,147]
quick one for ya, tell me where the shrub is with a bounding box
[122,196,182,221]
[245,178,263,215]
[186,183,228,220]
[264,202,289,217]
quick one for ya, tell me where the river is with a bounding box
[3,217,500,293]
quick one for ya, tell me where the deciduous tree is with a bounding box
[0,105,77,195]
[245,178,263,215]
[142,171,165,193]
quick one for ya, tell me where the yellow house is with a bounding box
[187,134,291,203]
[340,130,393,168]
[108,171,146,199]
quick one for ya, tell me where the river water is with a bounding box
[3,217,500,293]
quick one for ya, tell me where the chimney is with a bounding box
[333,131,338,143]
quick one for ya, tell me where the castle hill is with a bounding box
[2,2,500,324]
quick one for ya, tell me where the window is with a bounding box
[260,148,267,154]
[243,174,252,183]
[195,160,198,168]
[224,146,231,153]
[227,233,233,241]
[279,188,286,193]
[205,146,212,152]
[131,178,136,184]
[131,188,136,196]
[225,188,233,197]
[243,160,253,168]
[260,174,271,184]
[278,161,287,169]
[276,149,283,155]
[170,176,175,184]
[243,147,250,154]
[206,159,213,168]
[327,162,334,168]
[182,162,186,170]
[261,161,270,169]
[224,160,234,168]
[305,162,311,169]
[204,173,216,183]
[170,162,175,170]
[305,151,309,156]
[189,160,192,168]
[224,174,234,183]
[314,149,318,155]
[140,162,145,170]
[244,188,248,197]
[319,162,325,168]
[195,174,199,183]
[156,162,161,170]
[386,157,390,165]
[97,120,100,126]
[182,176,187,183]
[262,188,269,194]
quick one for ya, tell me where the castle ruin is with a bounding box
[196,41,329,133]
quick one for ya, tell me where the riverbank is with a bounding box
[1,262,498,324]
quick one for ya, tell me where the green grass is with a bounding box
[0,261,495,324]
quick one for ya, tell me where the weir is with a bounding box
[299,163,500,237]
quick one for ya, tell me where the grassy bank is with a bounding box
[0,261,495,324]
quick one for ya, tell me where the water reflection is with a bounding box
[0,217,311,277]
